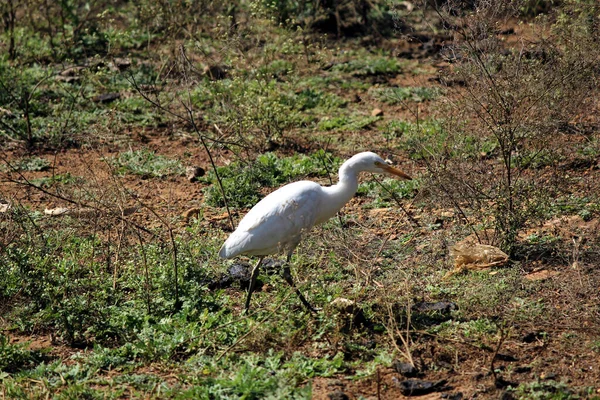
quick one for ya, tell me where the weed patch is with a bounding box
[203,151,341,208]
[108,149,184,178]
[333,57,401,76]
[371,86,441,104]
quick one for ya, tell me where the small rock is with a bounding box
[207,262,261,291]
[524,270,559,281]
[55,75,80,83]
[60,66,85,77]
[261,258,284,274]
[540,372,557,380]
[412,301,457,314]
[138,84,158,94]
[371,108,383,117]
[113,58,131,70]
[327,391,349,400]
[264,139,279,152]
[229,263,250,281]
[331,297,355,311]
[495,376,516,389]
[44,207,71,216]
[441,393,463,400]
[93,93,120,103]
[204,65,228,80]
[393,361,419,377]
[522,331,546,343]
[440,211,454,219]
[182,207,201,223]
[0,202,11,213]
[186,166,206,182]
[500,391,515,400]
[495,353,518,362]
[514,366,532,373]
[330,297,369,329]
[396,379,448,396]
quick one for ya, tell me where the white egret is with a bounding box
[218,151,412,312]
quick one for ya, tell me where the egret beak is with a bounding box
[382,164,412,180]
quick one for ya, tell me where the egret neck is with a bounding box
[317,160,360,224]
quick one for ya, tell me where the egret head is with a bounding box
[348,152,412,180]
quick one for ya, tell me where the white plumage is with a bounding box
[219,151,412,312]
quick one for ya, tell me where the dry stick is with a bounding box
[386,302,414,366]
[132,225,152,315]
[489,327,506,384]
[420,155,482,243]
[376,367,381,400]
[0,71,52,146]
[55,77,85,141]
[372,175,420,228]
[181,102,235,232]
[13,200,46,244]
[375,226,415,259]
[112,218,126,291]
[106,178,181,312]
[198,121,235,231]
[126,73,245,149]
[415,329,496,352]
[0,155,157,238]
[128,53,236,231]
[178,304,266,351]
[63,150,177,313]
[168,226,181,311]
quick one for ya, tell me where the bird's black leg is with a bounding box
[244,257,264,313]
[282,255,319,313]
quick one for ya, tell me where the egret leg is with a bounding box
[282,255,318,313]
[244,257,264,313]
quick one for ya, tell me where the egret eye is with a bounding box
[374,161,382,166]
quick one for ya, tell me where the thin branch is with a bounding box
[178,45,235,231]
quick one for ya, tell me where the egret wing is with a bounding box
[219,181,323,258]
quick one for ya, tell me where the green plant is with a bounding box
[396,119,447,159]
[191,77,303,146]
[108,149,184,178]
[357,178,419,208]
[262,0,398,37]
[371,86,441,104]
[333,57,401,76]
[513,379,576,400]
[317,115,378,132]
[29,173,80,188]
[203,151,341,208]
[5,156,50,171]
[0,63,51,147]
[0,334,44,373]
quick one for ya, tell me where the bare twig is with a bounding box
[372,175,420,228]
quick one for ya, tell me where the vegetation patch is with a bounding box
[370,86,442,104]
[108,149,184,178]
[332,57,401,76]
[203,151,341,208]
